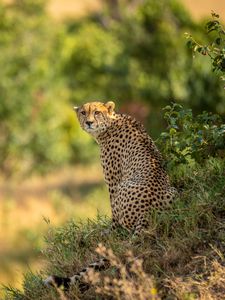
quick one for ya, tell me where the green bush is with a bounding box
[157,103,225,169]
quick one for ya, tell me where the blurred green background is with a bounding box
[0,0,224,294]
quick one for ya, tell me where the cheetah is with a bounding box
[45,101,176,290]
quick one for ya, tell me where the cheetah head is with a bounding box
[74,101,116,136]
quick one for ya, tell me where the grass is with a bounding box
[2,157,225,299]
[0,164,110,298]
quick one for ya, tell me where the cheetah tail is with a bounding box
[44,258,109,292]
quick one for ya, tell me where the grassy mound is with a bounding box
[3,157,225,299]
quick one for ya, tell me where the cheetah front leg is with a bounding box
[100,217,120,237]
[111,217,120,230]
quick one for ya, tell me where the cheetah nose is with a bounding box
[86,121,94,127]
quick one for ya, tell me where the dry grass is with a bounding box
[85,244,159,300]
[167,259,225,299]
[86,244,225,300]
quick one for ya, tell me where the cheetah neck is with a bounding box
[93,114,122,144]
[92,113,171,198]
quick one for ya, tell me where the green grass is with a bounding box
[2,157,225,299]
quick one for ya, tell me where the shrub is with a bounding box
[157,103,225,169]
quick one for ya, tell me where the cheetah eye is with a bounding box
[95,111,101,115]
[81,111,86,116]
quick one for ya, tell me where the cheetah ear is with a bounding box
[105,101,115,115]
[73,106,79,112]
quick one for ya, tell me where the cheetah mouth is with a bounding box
[85,126,96,132]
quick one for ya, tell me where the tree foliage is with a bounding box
[0,0,66,175]
[64,0,225,115]
[0,0,96,176]
[0,0,224,176]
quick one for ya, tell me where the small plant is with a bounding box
[85,244,159,300]
[158,103,225,169]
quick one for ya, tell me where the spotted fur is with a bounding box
[44,101,176,290]
[44,258,109,291]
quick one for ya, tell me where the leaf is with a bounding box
[180,147,191,156]
[163,105,171,111]
[206,20,219,30]
[201,48,207,56]
[169,128,177,135]
[197,46,203,53]
[193,45,198,52]
[211,12,219,18]
[215,37,221,45]
[186,40,194,49]
[160,132,169,138]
